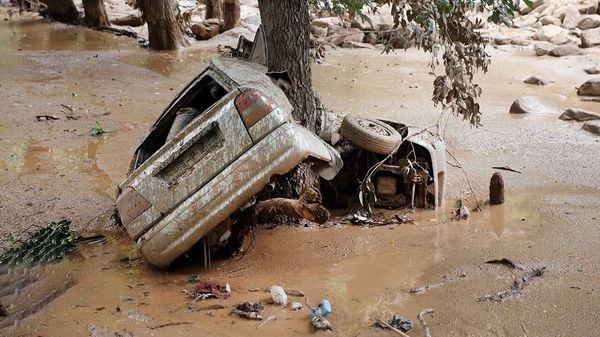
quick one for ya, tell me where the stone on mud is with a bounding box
[509,96,560,114]
[559,108,600,121]
[490,172,505,205]
[584,66,600,74]
[582,122,600,135]
[532,24,566,41]
[524,75,553,85]
[534,41,557,56]
[577,78,600,96]
[581,27,600,47]
[548,44,583,57]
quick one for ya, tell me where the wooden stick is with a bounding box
[256,315,276,329]
[417,309,434,337]
[374,319,412,337]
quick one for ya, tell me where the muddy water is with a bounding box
[1,11,600,337]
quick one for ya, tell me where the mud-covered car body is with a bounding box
[116,57,342,268]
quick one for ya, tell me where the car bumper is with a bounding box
[136,123,342,268]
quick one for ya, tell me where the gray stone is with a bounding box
[559,108,600,121]
[562,8,581,29]
[312,17,341,28]
[524,75,553,85]
[585,66,600,74]
[534,41,557,56]
[549,30,571,45]
[578,78,600,96]
[310,25,328,38]
[289,302,304,310]
[509,96,560,114]
[548,44,583,57]
[342,28,365,43]
[342,40,374,49]
[581,27,600,47]
[582,122,600,135]
[539,15,561,26]
[577,14,600,30]
[513,15,538,28]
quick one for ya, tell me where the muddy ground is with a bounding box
[1,11,600,337]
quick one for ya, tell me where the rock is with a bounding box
[493,36,513,45]
[548,44,583,57]
[577,78,600,96]
[310,25,328,38]
[562,8,581,29]
[342,28,364,44]
[342,41,374,49]
[559,108,600,121]
[534,41,557,55]
[571,28,583,37]
[524,75,553,85]
[581,27,600,47]
[539,15,561,26]
[191,21,223,40]
[513,15,538,28]
[509,96,560,114]
[585,66,600,74]
[577,14,600,30]
[520,0,546,15]
[110,13,144,27]
[530,3,550,16]
[549,30,571,45]
[350,20,364,30]
[311,17,340,28]
[582,122,600,135]
[490,172,505,205]
[289,302,304,311]
[511,37,531,46]
[586,1,599,15]
[532,24,566,41]
[364,31,377,44]
[377,23,392,31]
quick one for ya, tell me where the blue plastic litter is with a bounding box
[309,299,332,319]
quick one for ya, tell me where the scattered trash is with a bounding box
[88,324,134,337]
[148,321,193,330]
[289,302,304,311]
[270,285,287,306]
[491,166,522,174]
[285,288,305,297]
[0,220,77,265]
[256,315,276,329]
[90,121,108,136]
[123,309,151,322]
[35,115,59,121]
[309,299,332,330]
[248,287,261,292]
[231,302,264,320]
[453,200,470,220]
[373,319,410,337]
[373,315,412,332]
[184,282,231,301]
[186,274,200,283]
[489,172,505,205]
[478,258,547,302]
[417,309,435,337]
[344,213,414,227]
[409,272,467,294]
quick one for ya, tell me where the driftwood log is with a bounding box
[255,187,330,224]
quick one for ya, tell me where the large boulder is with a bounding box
[513,15,538,28]
[342,28,365,43]
[312,17,341,28]
[549,44,583,57]
[577,14,600,30]
[559,108,600,121]
[509,96,560,114]
[581,27,600,47]
[563,8,581,29]
[532,24,566,41]
[549,30,572,45]
[534,41,557,55]
[310,25,328,38]
[578,78,600,96]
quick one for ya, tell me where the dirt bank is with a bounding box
[1,12,600,337]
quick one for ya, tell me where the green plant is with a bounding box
[90,121,108,136]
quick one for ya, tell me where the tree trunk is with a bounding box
[222,0,240,31]
[41,0,80,24]
[139,0,186,50]
[258,0,318,132]
[205,0,223,20]
[82,0,110,27]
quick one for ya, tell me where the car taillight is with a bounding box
[116,187,151,226]
[235,88,277,128]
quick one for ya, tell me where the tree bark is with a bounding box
[139,0,186,50]
[258,0,318,132]
[222,0,240,31]
[82,0,110,27]
[41,0,80,24]
[205,0,223,20]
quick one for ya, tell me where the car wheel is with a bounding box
[340,115,403,155]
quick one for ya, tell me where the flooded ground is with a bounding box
[1,12,600,337]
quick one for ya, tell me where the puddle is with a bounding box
[0,138,113,196]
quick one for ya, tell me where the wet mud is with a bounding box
[1,11,600,337]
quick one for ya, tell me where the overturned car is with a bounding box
[116,33,445,268]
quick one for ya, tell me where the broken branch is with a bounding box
[417,309,434,337]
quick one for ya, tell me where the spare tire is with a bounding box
[340,116,403,154]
